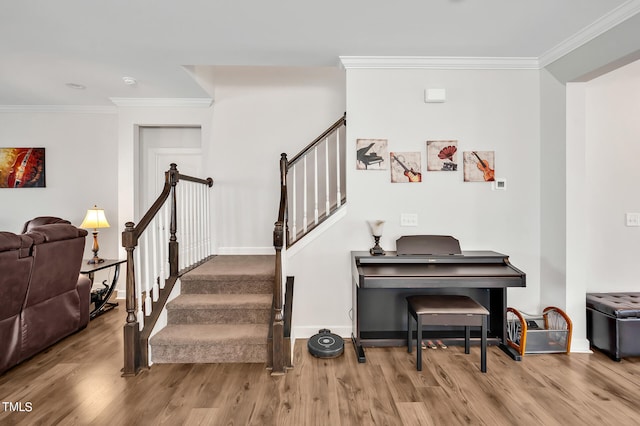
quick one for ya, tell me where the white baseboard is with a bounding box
[216,247,275,255]
[569,337,593,354]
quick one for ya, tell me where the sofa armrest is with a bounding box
[77,274,92,328]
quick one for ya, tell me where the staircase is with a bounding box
[123,116,344,374]
[150,255,274,364]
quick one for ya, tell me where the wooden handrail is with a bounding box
[288,113,346,167]
[122,163,213,376]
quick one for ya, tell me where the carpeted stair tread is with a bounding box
[167,294,272,310]
[151,323,269,344]
[151,324,269,364]
[181,255,274,282]
[151,255,274,364]
[166,294,272,324]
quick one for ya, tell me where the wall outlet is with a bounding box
[626,213,640,227]
[400,213,418,227]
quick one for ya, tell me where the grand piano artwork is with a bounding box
[356,142,384,169]
[351,235,526,362]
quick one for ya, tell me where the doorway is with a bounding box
[137,126,202,220]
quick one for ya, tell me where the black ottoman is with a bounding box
[586,292,640,361]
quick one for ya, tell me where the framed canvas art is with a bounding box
[390,152,422,183]
[463,151,495,182]
[356,139,387,170]
[427,140,458,171]
[0,148,46,188]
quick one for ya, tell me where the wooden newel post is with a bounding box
[272,221,285,374]
[169,163,180,276]
[122,221,141,376]
[270,152,288,375]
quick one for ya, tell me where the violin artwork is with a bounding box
[390,152,422,183]
[470,151,495,182]
[1,148,46,188]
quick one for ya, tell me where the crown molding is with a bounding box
[539,0,640,67]
[339,56,539,70]
[0,105,117,114]
[109,97,213,108]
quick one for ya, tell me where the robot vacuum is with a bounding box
[307,329,344,358]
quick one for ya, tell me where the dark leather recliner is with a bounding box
[0,217,91,375]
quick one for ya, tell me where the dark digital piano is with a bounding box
[351,235,526,362]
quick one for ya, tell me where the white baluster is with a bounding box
[336,128,342,207]
[303,156,308,233]
[134,242,144,330]
[205,184,212,255]
[158,201,167,288]
[190,182,196,266]
[165,199,171,281]
[314,146,319,224]
[196,185,204,262]
[151,216,159,302]
[143,232,152,316]
[179,184,185,271]
[291,165,297,242]
[325,138,330,214]
[186,182,193,267]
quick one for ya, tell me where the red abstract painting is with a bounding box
[0,148,46,188]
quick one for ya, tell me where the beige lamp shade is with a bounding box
[367,220,385,237]
[80,206,110,229]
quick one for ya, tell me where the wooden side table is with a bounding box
[80,259,126,320]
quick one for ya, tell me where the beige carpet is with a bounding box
[150,255,274,364]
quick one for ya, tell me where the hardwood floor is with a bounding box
[1,305,639,425]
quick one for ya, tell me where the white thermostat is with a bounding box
[492,178,507,191]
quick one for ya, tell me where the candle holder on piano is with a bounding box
[368,220,385,256]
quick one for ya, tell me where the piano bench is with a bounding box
[406,295,489,372]
[587,292,640,361]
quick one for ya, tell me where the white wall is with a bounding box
[566,82,590,351]
[115,104,214,296]
[584,59,640,290]
[545,58,640,353]
[0,110,119,261]
[289,67,542,338]
[539,69,568,310]
[210,72,346,253]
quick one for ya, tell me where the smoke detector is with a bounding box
[122,76,137,86]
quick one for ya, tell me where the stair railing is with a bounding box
[122,163,214,376]
[269,114,346,374]
[286,113,347,247]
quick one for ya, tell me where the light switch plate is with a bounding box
[425,88,446,103]
[401,213,418,227]
[626,213,640,227]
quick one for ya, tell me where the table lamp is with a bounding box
[80,205,110,264]
[368,220,385,256]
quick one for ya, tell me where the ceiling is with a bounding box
[1,0,638,106]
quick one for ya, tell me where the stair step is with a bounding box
[180,255,274,295]
[167,294,271,324]
[150,324,269,364]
